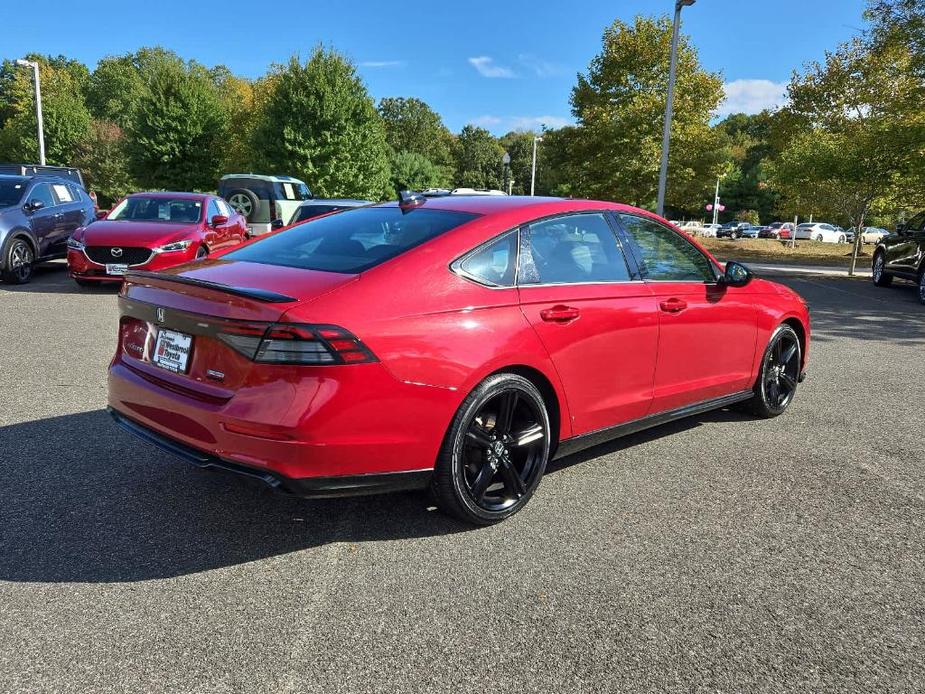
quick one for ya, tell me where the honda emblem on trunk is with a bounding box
[156,307,166,324]
[111,247,123,258]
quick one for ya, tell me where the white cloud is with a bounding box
[717,79,788,117]
[468,56,516,79]
[359,60,405,68]
[467,114,571,132]
[518,54,564,78]
[509,115,571,131]
[469,115,503,127]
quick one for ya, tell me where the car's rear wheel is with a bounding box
[872,252,893,287]
[1,237,35,284]
[838,234,846,243]
[742,324,801,419]
[432,373,551,525]
[227,189,259,221]
[918,267,925,305]
[815,233,823,242]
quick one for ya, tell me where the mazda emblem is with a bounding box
[156,307,166,323]
[111,247,123,258]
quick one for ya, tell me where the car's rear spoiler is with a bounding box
[124,271,297,304]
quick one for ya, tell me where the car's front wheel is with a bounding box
[1,237,35,284]
[918,267,925,305]
[872,252,893,287]
[432,373,551,525]
[742,324,802,419]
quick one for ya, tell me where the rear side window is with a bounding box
[519,213,631,285]
[225,206,479,274]
[619,214,717,282]
[294,205,339,223]
[276,181,312,201]
[456,232,517,287]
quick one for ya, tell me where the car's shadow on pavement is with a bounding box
[0,406,743,584]
[0,262,119,295]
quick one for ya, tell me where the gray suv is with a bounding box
[0,173,95,284]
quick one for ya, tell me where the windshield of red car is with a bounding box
[107,197,204,223]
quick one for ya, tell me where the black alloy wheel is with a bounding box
[742,324,802,418]
[1,238,35,284]
[872,252,892,287]
[433,373,551,525]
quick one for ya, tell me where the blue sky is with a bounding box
[2,0,869,134]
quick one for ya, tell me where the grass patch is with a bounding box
[698,238,872,267]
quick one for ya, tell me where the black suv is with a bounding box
[0,172,95,284]
[872,211,925,304]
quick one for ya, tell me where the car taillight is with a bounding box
[217,322,376,365]
[120,317,150,359]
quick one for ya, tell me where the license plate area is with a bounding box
[153,329,193,374]
[106,263,129,275]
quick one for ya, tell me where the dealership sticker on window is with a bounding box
[53,184,72,202]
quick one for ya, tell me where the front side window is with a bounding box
[456,232,517,287]
[108,197,204,223]
[225,206,479,274]
[618,214,717,282]
[518,213,631,285]
[905,213,925,232]
[29,183,56,209]
[0,178,26,207]
[207,199,222,221]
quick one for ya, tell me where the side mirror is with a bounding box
[271,218,285,230]
[719,261,752,288]
[25,199,44,212]
[211,214,229,227]
[95,209,109,220]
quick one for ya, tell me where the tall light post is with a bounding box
[502,152,512,194]
[656,0,696,218]
[530,135,543,196]
[15,59,45,165]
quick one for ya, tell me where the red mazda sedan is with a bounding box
[67,192,247,286]
[107,195,810,524]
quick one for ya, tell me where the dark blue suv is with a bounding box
[0,173,96,284]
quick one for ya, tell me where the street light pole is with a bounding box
[15,59,45,165]
[530,135,543,196]
[712,176,721,226]
[656,0,695,218]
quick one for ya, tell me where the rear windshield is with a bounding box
[108,197,204,223]
[0,179,26,207]
[226,206,479,273]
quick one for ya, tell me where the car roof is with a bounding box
[298,198,371,206]
[221,173,307,184]
[127,191,211,200]
[373,195,638,216]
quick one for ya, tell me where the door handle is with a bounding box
[659,298,688,313]
[540,305,580,323]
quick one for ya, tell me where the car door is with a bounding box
[888,212,925,275]
[516,212,659,435]
[615,212,759,415]
[206,198,232,249]
[49,182,87,252]
[218,199,246,244]
[24,183,59,257]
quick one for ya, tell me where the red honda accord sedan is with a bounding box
[67,192,247,286]
[107,194,810,524]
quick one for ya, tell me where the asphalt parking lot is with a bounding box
[1,262,923,693]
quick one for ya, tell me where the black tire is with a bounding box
[918,267,925,306]
[432,373,551,525]
[226,188,259,221]
[741,324,802,419]
[195,246,208,260]
[872,251,893,287]
[815,233,824,242]
[1,236,36,284]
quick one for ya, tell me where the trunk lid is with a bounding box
[117,259,358,397]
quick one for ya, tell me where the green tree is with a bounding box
[378,97,455,183]
[533,126,584,197]
[768,36,921,273]
[255,48,391,199]
[454,125,505,189]
[72,120,135,207]
[499,130,539,195]
[714,112,781,223]
[389,151,444,191]
[0,56,91,166]
[569,15,726,211]
[127,55,227,190]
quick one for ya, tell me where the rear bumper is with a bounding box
[109,407,432,498]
